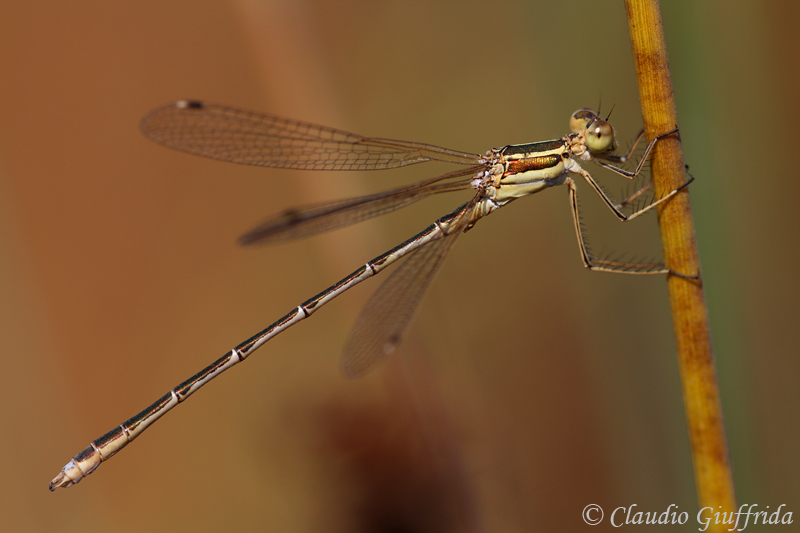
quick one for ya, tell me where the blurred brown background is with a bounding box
[0,1,797,531]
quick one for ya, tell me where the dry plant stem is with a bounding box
[624,0,737,524]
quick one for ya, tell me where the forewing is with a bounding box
[141,101,482,171]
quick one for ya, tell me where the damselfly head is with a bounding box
[570,109,616,154]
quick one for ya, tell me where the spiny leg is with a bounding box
[596,129,651,209]
[565,177,696,278]
[598,129,654,211]
[615,182,652,211]
[601,128,646,166]
[593,127,678,179]
[611,167,695,215]
[577,165,693,222]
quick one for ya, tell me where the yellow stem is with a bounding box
[624,1,737,529]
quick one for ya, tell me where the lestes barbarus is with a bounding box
[49,100,693,490]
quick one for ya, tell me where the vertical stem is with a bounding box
[624,0,737,528]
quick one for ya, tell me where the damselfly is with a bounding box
[49,100,693,490]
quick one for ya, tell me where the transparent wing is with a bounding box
[141,101,484,171]
[240,167,478,245]
[341,228,463,378]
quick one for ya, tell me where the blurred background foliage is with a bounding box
[0,1,797,531]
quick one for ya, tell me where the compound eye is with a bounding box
[570,108,598,133]
[584,119,615,153]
